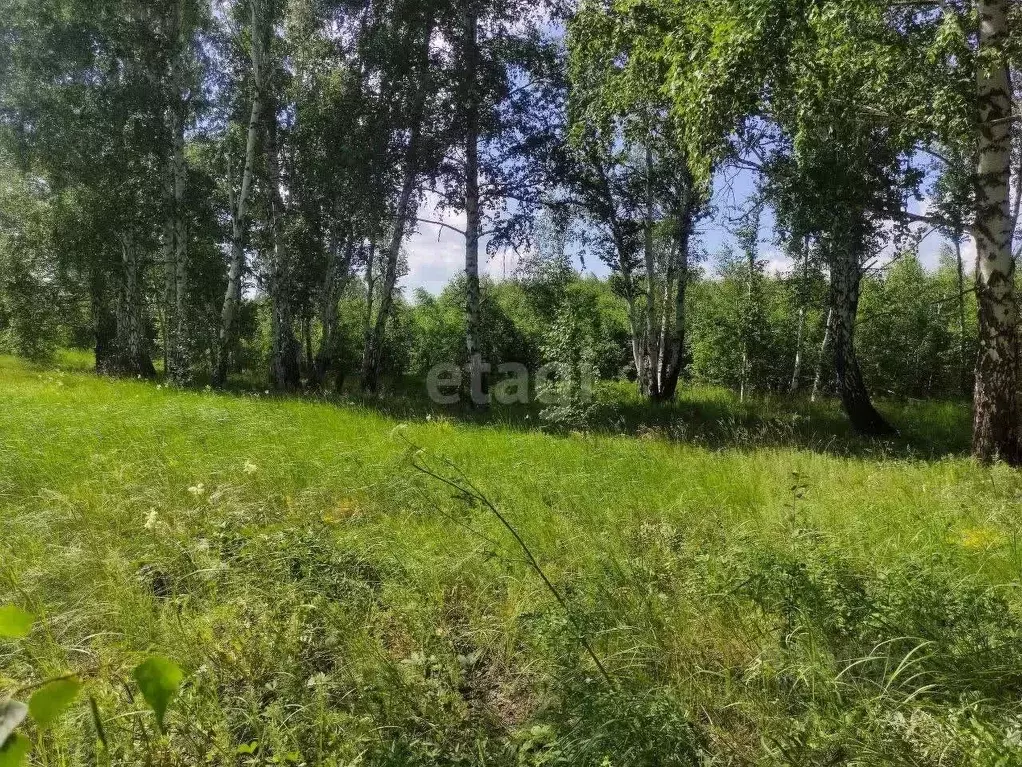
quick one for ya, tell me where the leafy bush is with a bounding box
[537,302,600,430]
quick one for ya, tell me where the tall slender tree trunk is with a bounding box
[641,147,660,400]
[364,240,377,352]
[313,231,354,387]
[462,5,485,402]
[172,119,188,376]
[790,238,810,393]
[954,236,970,396]
[302,313,313,376]
[213,68,262,388]
[601,177,646,396]
[828,239,893,435]
[114,233,156,377]
[161,0,190,385]
[92,269,117,374]
[254,3,300,392]
[791,305,806,393]
[656,263,673,387]
[811,307,832,403]
[362,24,431,394]
[971,0,1019,463]
[739,246,756,403]
[616,270,644,387]
[656,207,693,402]
[361,157,418,393]
[264,123,301,391]
[162,176,176,373]
[737,209,761,404]
[164,97,189,384]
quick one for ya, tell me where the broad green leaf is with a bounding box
[132,656,182,731]
[28,677,82,730]
[0,732,30,767]
[0,607,33,640]
[0,701,27,750]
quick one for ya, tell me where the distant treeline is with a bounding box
[0,238,975,404]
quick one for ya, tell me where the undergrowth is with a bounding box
[1,356,1021,765]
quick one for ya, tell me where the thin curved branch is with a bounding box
[415,218,466,237]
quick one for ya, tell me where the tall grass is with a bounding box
[1,356,1021,765]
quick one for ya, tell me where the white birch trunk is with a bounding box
[214,42,262,388]
[971,0,1019,463]
[463,7,484,402]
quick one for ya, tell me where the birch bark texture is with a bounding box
[971,0,1019,464]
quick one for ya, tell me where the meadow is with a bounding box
[2,353,1022,765]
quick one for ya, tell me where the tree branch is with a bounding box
[415,218,467,237]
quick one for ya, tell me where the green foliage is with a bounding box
[28,678,82,731]
[0,174,65,362]
[0,732,30,767]
[726,538,1022,763]
[0,607,33,640]
[689,256,826,394]
[132,656,183,732]
[858,252,975,399]
[409,277,538,375]
[537,302,600,430]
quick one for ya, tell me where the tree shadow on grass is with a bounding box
[319,377,974,461]
[45,350,973,461]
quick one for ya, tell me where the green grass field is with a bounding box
[2,355,1022,765]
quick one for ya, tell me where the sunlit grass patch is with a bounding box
[1,357,1020,765]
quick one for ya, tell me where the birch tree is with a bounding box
[427,0,562,404]
[566,1,708,402]
[213,18,263,387]
[0,0,182,377]
[360,3,439,394]
[159,0,202,384]
[971,0,1019,462]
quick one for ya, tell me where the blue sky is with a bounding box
[403,166,960,294]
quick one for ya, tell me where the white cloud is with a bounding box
[402,199,519,294]
[403,206,466,295]
[761,249,794,276]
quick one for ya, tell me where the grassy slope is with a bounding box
[2,355,1021,765]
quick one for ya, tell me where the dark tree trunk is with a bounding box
[790,238,810,393]
[213,13,262,389]
[313,233,354,388]
[654,211,693,402]
[258,4,300,393]
[112,235,156,378]
[162,0,190,386]
[828,241,893,436]
[164,98,189,385]
[303,313,313,376]
[92,272,117,374]
[269,281,302,391]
